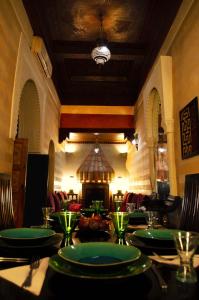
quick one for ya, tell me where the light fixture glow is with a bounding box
[91,45,111,65]
[91,12,111,65]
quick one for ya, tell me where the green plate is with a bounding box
[58,242,141,269]
[128,212,146,218]
[80,208,108,217]
[133,229,180,240]
[49,253,151,279]
[0,228,56,244]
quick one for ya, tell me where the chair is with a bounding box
[47,192,56,212]
[162,195,182,228]
[53,192,61,211]
[0,174,14,229]
[179,173,199,232]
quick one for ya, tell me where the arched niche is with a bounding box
[18,79,41,152]
[145,88,161,192]
[12,79,41,227]
[143,56,177,195]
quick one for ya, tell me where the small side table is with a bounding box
[113,193,124,201]
[67,193,78,201]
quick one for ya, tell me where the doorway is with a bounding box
[12,79,41,227]
[82,183,109,208]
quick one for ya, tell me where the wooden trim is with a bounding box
[60,114,134,129]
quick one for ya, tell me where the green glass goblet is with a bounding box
[57,211,78,246]
[114,200,123,212]
[92,200,103,214]
[112,212,129,245]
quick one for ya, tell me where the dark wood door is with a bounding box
[12,138,28,227]
[82,183,109,208]
[23,154,49,227]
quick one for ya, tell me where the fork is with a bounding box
[152,252,178,261]
[151,263,168,292]
[21,256,40,288]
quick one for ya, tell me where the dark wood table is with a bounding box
[0,228,198,300]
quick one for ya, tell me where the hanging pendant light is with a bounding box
[91,13,111,65]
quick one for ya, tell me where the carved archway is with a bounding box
[18,79,41,152]
[12,79,41,227]
[145,88,161,192]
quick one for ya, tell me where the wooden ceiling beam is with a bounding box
[52,40,147,56]
[59,113,135,143]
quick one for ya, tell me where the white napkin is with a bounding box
[149,254,199,268]
[0,257,49,296]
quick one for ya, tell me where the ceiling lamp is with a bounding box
[91,13,111,65]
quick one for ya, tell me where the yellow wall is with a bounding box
[170,0,199,194]
[0,0,61,178]
[126,101,151,195]
[1,0,199,197]
[127,0,199,196]
[0,0,21,173]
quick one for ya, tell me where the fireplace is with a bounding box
[82,183,109,209]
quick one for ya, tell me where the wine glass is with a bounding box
[126,202,136,213]
[114,200,123,212]
[145,211,158,229]
[173,231,199,283]
[57,211,78,246]
[92,200,103,214]
[42,207,54,228]
[111,212,129,245]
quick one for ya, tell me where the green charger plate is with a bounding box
[0,228,56,244]
[133,229,180,240]
[58,242,141,269]
[80,208,108,217]
[49,253,151,279]
[128,211,146,218]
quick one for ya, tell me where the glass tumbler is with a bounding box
[173,231,199,283]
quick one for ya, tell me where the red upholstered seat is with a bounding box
[53,192,61,211]
[68,203,82,212]
[47,192,55,212]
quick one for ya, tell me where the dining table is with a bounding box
[0,214,199,300]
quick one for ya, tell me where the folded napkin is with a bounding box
[149,254,199,268]
[0,257,49,296]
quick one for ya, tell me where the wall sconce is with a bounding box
[125,131,139,150]
[132,133,139,150]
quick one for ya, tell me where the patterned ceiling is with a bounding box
[23,0,183,106]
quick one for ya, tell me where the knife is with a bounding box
[0,257,29,262]
[151,263,168,292]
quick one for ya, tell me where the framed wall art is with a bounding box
[179,97,199,159]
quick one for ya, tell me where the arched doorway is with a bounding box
[12,79,41,227]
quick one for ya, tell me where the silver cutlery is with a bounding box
[151,263,168,292]
[152,252,178,261]
[0,257,29,263]
[21,256,40,288]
